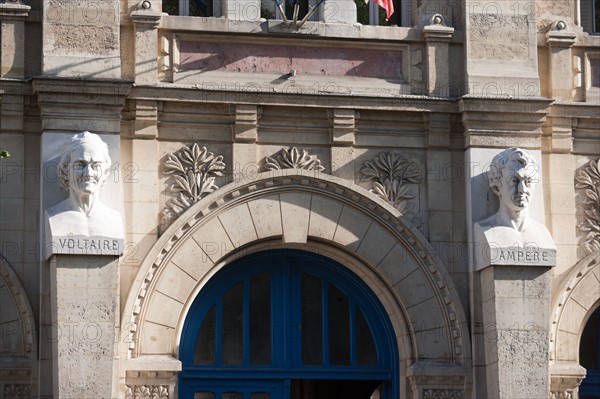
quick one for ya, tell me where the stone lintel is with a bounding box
[131,10,162,29]
[0,2,31,19]
[546,31,577,48]
[422,25,454,42]
[33,77,132,133]
[550,361,587,394]
[459,97,552,148]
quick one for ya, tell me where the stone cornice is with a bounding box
[130,85,458,113]
[0,1,30,19]
[459,96,553,149]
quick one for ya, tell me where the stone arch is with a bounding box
[121,170,470,394]
[0,254,36,358]
[549,251,600,397]
[551,251,600,363]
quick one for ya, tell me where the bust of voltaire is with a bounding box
[45,132,124,240]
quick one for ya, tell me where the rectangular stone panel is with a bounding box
[178,41,403,80]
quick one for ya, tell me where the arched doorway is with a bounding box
[580,305,600,399]
[178,249,399,399]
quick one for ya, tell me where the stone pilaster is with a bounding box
[546,21,577,102]
[422,15,454,97]
[479,265,553,399]
[49,255,120,398]
[131,3,162,85]
[0,0,30,79]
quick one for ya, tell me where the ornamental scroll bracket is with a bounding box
[575,158,600,254]
[261,147,325,172]
[360,151,420,215]
[160,144,226,230]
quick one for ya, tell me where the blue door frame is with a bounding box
[179,249,399,399]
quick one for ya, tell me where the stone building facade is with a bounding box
[0,0,599,398]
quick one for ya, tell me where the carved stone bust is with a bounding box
[45,132,123,257]
[474,147,556,270]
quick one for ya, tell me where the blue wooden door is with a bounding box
[179,249,399,399]
[580,306,600,399]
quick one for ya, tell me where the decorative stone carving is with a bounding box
[360,151,420,214]
[161,144,226,228]
[262,147,324,172]
[549,391,573,399]
[423,389,464,399]
[44,132,124,258]
[125,385,169,399]
[474,148,556,270]
[575,158,600,254]
[3,384,31,398]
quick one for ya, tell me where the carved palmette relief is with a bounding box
[549,391,573,399]
[575,158,600,253]
[125,385,169,399]
[161,144,226,229]
[423,389,464,399]
[3,384,31,399]
[361,151,420,215]
[262,147,325,172]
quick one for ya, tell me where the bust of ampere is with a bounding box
[45,132,124,240]
[474,147,555,269]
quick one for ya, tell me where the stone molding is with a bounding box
[262,147,325,172]
[549,361,586,399]
[0,1,30,19]
[550,251,600,362]
[407,361,466,399]
[575,158,600,254]
[121,170,469,369]
[125,385,169,399]
[2,384,31,398]
[0,255,36,357]
[361,151,420,215]
[160,143,226,229]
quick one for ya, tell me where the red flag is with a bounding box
[370,0,394,21]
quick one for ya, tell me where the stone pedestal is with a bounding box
[479,264,552,399]
[49,255,120,398]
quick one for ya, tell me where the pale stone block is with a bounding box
[247,195,283,239]
[223,0,261,21]
[125,202,159,235]
[130,139,159,172]
[377,243,420,286]
[406,297,443,333]
[559,298,589,335]
[0,198,24,231]
[140,322,176,355]
[428,211,453,242]
[156,263,198,304]
[0,284,19,324]
[170,240,213,281]
[218,204,259,247]
[280,192,311,244]
[414,327,452,360]
[191,218,234,263]
[308,194,343,241]
[128,170,159,203]
[145,291,183,328]
[394,267,436,308]
[355,222,397,266]
[570,267,600,308]
[0,320,22,355]
[549,214,578,245]
[333,205,371,251]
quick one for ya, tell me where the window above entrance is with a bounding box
[179,250,399,399]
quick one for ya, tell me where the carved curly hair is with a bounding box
[57,132,111,191]
[487,147,538,192]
